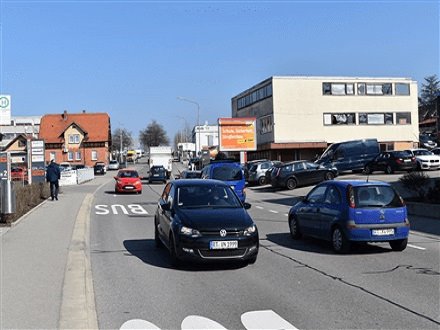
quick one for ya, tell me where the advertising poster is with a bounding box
[218,117,257,152]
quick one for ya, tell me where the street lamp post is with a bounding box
[177,97,200,157]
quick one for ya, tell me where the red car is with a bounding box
[114,169,142,194]
[11,167,27,181]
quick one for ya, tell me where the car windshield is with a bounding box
[151,167,165,174]
[212,166,243,181]
[118,171,139,178]
[110,160,118,164]
[354,185,403,208]
[413,150,432,156]
[392,151,412,158]
[177,185,241,208]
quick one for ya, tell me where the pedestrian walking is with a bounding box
[46,159,61,201]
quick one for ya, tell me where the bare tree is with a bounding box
[111,128,133,152]
[139,120,169,149]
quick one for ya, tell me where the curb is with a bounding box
[406,202,440,219]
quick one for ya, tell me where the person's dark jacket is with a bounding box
[46,162,61,182]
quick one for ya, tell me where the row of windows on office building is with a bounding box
[237,84,273,110]
[323,82,410,96]
[324,112,412,126]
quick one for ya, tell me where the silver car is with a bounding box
[108,160,120,170]
[248,160,281,185]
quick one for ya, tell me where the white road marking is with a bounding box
[284,213,289,217]
[120,319,161,329]
[255,206,264,210]
[241,310,298,330]
[269,210,279,214]
[181,315,227,330]
[407,244,426,250]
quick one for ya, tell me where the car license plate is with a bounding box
[372,228,394,236]
[125,186,134,190]
[210,240,238,250]
[154,174,159,177]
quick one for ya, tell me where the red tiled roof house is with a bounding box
[39,111,111,167]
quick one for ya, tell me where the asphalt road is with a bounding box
[89,160,440,329]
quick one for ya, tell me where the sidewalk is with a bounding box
[0,180,103,329]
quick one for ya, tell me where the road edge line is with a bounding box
[58,193,98,329]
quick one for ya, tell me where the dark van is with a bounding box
[201,160,246,202]
[315,139,380,172]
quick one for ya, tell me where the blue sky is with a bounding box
[0,0,438,146]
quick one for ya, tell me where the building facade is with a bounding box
[192,122,219,156]
[0,116,41,150]
[39,110,111,167]
[232,76,419,161]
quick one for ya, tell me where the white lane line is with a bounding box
[284,213,289,217]
[181,316,227,330]
[255,206,264,210]
[241,310,298,330]
[407,244,426,250]
[269,210,279,214]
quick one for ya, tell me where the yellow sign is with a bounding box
[218,117,257,151]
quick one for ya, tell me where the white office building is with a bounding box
[192,122,219,156]
[231,76,419,161]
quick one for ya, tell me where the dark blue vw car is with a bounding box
[288,180,410,253]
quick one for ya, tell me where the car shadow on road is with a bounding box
[123,239,248,272]
[265,233,391,255]
[259,196,303,207]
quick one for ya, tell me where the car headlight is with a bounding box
[135,180,141,185]
[180,226,201,238]
[244,225,256,236]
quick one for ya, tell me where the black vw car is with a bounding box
[270,160,337,190]
[154,179,259,266]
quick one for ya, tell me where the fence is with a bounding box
[59,168,94,186]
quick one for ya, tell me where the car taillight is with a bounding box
[347,185,356,208]
[396,158,403,164]
[411,157,416,162]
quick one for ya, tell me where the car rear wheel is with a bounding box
[286,178,297,190]
[258,176,266,186]
[389,239,407,251]
[289,216,302,239]
[324,172,334,181]
[332,227,350,253]
[364,165,372,175]
[385,165,393,174]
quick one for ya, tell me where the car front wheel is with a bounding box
[385,165,393,174]
[364,165,372,174]
[289,216,302,239]
[258,176,266,185]
[324,172,334,181]
[332,227,350,253]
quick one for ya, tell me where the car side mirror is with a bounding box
[114,176,118,180]
[159,200,171,211]
[243,202,251,209]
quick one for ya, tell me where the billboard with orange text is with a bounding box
[218,117,257,151]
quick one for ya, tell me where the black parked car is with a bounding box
[363,151,417,174]
[270,160,337,190]
[180,170,202,179]
[265,161,284,185]
[93,161,106,175]
[154,179,259,266]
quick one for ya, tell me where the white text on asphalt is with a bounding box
[95,204,149,215]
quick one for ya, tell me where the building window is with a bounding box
[323,113,356,125]
[359,113,394,125]
[395,83,410,95]
[18,140,26,147]
[322,83,355,95]
[358,83,366,95]
[68,151,74,161]
[396,112,411,125]
[76,151,81,160]
[50,152,56,162]
[69,134,80,144]
[237,83,273,109]
[259,115,273,134]
[91,150,98,160]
